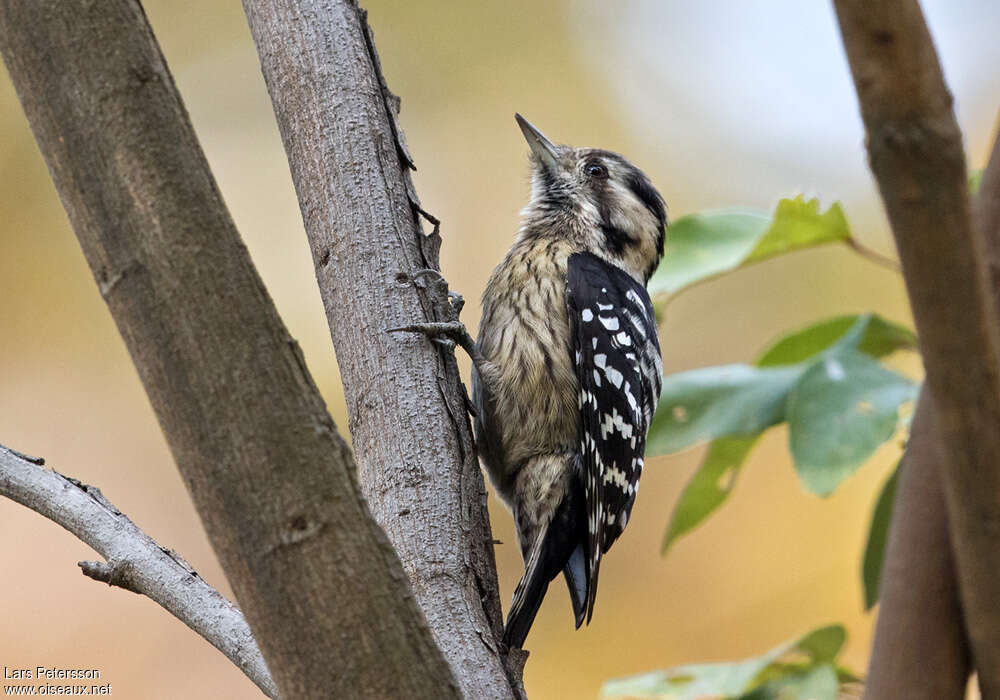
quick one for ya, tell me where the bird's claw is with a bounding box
[390,272,487,379]
[447,291,465,315]
[387,320,485,369]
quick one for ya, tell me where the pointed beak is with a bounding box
[515,113,559,171]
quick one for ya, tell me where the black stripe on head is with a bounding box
[597,198,633,257]
[594,150,667,247]
[626,172,667,232]
[627,171,667,267]
[600,223,631,257]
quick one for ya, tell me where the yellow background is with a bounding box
[1,1,997,697]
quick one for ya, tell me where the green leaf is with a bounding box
[649,209,769,298]
[739,664,839,700]
[787,625,845,663]
[661,435,759,553]
[756,314,917,367]
[657,314,916,551]
[787,352,916,496]
[649,315,913,458]
[745,197,850,264]
[602,625,846,700]
[756,317,861,367]
[862,463,900,610]
[648,364,802,455]
[648,196,850,301]
[655,313,917,556]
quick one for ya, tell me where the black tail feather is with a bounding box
[564,543,588,628]
[503,531,553,648]
[504,475,588,648]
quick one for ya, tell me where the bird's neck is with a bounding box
[516,208,655,287]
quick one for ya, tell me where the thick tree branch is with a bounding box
[865,114,999,700]
[834,2,1000,695]
[863,395,969,699]
[0,445,277,699]
[0,2,458,698]
[241,1,521,697]
[864,109,1000,700]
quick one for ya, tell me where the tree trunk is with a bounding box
[0,2,459,697]
[241,1,522,697]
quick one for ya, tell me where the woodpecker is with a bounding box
[395,115,665,648]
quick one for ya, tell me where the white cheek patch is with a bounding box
[607,181,648,231]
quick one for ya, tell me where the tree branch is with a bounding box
[976,116,1000,287]
[0,445,278,698]
[0,2,458,697]
[241,1,521,696]
[864,109,1000,700]
[863,395,969,699]
[834,1,1000,695]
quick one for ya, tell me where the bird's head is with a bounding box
[515,114,667,283]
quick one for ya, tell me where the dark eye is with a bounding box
[586,162,607,178]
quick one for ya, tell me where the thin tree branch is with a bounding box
[976,115,1000,284]
[845,236,902,272]
[241,1,521,697]
[834,1,1000,695]
[0,444,278,699]
[0,2,458,698]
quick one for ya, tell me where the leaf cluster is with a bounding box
[603,625,853,700]
[608,196,919,698]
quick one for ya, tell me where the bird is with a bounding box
[393,114,665,648]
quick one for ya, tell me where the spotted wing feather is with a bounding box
[566,252,662,622]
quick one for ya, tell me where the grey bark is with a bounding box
[0,2,460,698]
[240,1,523,697]
[0,445,278,699]
[834,1,1000,696]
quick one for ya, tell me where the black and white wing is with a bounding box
[566,251,662,622]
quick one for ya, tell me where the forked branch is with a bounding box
[0,445,277,698]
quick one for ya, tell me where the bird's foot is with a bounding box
[388,319,481,419]
[389,271,484,418]
[389,268,479,358]
[387,320,479,360]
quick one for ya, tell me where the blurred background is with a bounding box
[1,0,997,697]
